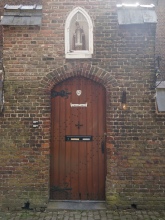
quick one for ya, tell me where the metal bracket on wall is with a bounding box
[51,90,71,99]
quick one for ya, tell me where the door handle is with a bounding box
[101,133,106,154]
[101,140,105,154]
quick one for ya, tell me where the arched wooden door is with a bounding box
[50,76,106,200]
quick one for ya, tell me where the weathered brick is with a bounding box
[0,0,165,211]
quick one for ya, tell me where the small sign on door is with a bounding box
[70,103,87,107]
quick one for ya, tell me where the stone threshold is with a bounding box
[47,200,107,210]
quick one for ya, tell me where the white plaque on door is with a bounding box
[70,103,87,107]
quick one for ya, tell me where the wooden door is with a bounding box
[50,76,106,200]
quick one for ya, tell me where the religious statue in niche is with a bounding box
[72,21,86,50]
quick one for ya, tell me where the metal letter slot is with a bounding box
[65,135,93,142]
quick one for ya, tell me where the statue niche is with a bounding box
[72,21,86,50]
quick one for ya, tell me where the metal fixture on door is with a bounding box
[75,121,83,129]
[101,133,106,154]
[51,90,71,99]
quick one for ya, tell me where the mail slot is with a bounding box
[65,135,93,142]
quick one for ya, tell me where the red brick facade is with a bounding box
[0,0,165,210]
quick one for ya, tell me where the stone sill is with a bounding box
[65,52,92,59]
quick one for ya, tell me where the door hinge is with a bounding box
[51,90,71,99]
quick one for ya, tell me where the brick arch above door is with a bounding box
[40,62,119,92]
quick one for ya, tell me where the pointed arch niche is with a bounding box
[65,7,93,59]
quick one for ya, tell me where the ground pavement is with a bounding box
[1,210,165,220]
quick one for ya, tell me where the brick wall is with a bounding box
[155,0,165,76]
[0,0,42,60]
[0,0,165,210]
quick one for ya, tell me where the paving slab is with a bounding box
[1,210,165,220]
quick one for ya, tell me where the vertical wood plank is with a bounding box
[59,83,66,190]
[86,79,93,200]
[78,77,87,200]
[50,83,61,199]
[65,80,72,197]
[91,81,99,200]
[70,78,79,199]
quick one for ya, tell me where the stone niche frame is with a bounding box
[65,7,93,59]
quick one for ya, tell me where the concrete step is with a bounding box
[47,200,106,210]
